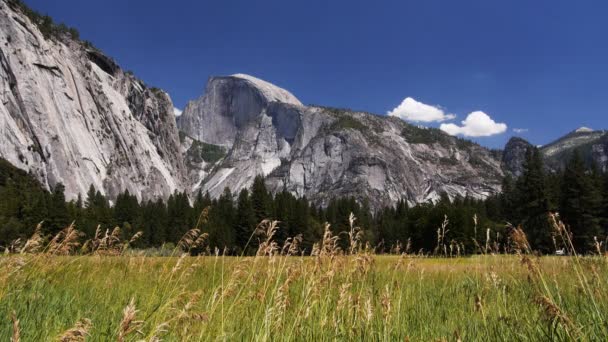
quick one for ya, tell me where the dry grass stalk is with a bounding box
[364,297,373,323]
[21,222,44,254]
[474,295,483,312]
[255,220,281,256]
[11,311,20,342]
[593,236,603,256]
[347,213,363,254]
[171,253,187,274]
[316,223,341,257]
[509,225,531,254]
[193,207,210,231]
[6,239,22,254]
[128,231,143,245]
[281,234,303,256]
[434,215,449,256]
[177,228,209,253]
[48,223,82,255]
[58,318,92,342]
[535,295,577,337]
[381,285,392,322]
[484,228,491,254]
[92,227,123,256]
[117,298,143,342]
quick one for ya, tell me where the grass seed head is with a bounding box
[58,318,92,342]
[11,311,20,342]
[117,298,143,342]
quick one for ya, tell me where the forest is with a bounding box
[1,146,607,255]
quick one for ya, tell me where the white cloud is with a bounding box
[388,97,456,123]
[173,107,183,116]
[513,128,528,134]
[440,111,507,137]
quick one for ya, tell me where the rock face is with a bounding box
[177,74,302,147]
[502,129,608,174]
[502,137,533,177]
[0,1,508,209]
[178,75,504,209]
[542,128,608,171]
[0,1,185,201]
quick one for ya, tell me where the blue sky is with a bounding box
[27,0,608,148]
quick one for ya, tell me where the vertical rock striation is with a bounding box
[0,1,185,201]
[178,74,504,209]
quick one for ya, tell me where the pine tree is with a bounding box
[140,199,168,247]
[235,188,256,253]
[204,187,236,252]
[515,147,552,252]
[82,187,112,237]
[66,194,83,229]
[251,175,271,224]
[560,151,602,252]
[192,190,211,228]
[166,191,192,243]
[114,190,139,227]
[601,172,608,233]
[113,190,140,239]
[395,199,411,245]
[499,175,516,222]
[47,183,69,235]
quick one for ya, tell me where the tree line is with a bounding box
[1,148,607,254]
[493,148,608,253]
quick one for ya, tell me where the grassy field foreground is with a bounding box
[2,252,607,341]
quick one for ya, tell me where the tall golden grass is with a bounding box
[1,212,607,340]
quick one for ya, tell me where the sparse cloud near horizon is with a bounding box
[440,111,507,137]
[174,107,183,116]
[513,128,528,134]
[388,97,456,122]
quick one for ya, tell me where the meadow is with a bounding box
[1,217,607,341]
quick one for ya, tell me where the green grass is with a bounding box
[2,254,607,341]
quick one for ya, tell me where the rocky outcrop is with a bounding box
[266,108,504,209]
[0,1,519,209]
[0,1,185,201]
[502,137,533,177]
[177,74,302,147]
[542,128,608,171]
[501,129,608,175]
[179,75,504,209]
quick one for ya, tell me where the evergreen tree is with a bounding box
[83,186,112,237]
[204,187,236,252]
[560,152,602,252]
[251,176,271,224]
[290,196,310,241]
[515,147,552,252]
[499,175,516,222]
[140,199,168,247]
[166,191,192,243]
[602,172,608,233]
[47,183,69,235]
[66,194,83,229]
[114,190,140,239]
[396,199,411,247]
[235,188,256,253]
[192,190,212,228]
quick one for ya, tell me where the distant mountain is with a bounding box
[503,128,608,176]
[177,74,504,209]
[5,0,603,210]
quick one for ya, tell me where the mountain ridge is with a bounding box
[503,128,608,176]
[177,75,504,209]
[2,0,604,210]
